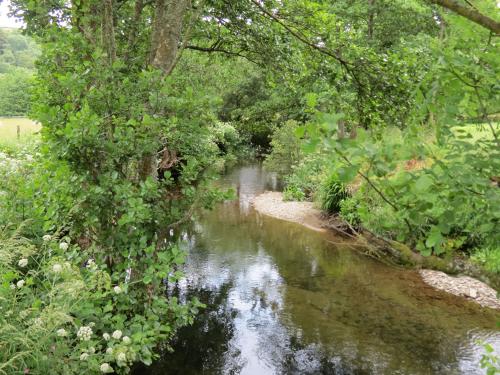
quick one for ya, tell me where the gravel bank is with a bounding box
[252,192,326,232]
[419,269,500,309]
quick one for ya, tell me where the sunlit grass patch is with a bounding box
[0,117,40,149]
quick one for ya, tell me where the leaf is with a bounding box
[337,165,359,183]
[294,126,305,138]
[302,139,319,154]
[305,93,317,109]
[425,226,443,249]
[414,175,433,192]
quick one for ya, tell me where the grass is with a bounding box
[0,117,40,149]
[471,247,500,274]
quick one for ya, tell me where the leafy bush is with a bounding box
[318,174,349,214]
[0,69,33,116]
[283,185,306,201]
[281,153,327,201]
[339,196,361,227]
[0,224,200,374]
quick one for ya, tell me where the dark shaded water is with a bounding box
[137,165,500,374]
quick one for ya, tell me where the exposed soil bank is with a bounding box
[253,191,500,310]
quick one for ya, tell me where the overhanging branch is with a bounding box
[429,0,500,34]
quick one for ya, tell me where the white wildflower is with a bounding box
[103,332,110,341]
[100,363,113,373]
[77,326,93,341]
[113,286,122,294]
[86,259,96,269]
[80,353,89,361]
[116,352,126,362]
[56,328,67,337]
[112,330,122,340]
[10,284,16,290]
[52,264,62,273]
[18,258,28,268]
[42,234,52,242]
[59,242,69,251]
[122,336,131,345]
[88,346,95,354]
[16,280,25,288]
[106,347,113,355]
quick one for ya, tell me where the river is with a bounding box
[135,164,500,375]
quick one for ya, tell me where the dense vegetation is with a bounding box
[0,0,498,374]
[0,28,38,115]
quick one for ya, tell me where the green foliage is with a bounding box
[0,223,200,375]
[263,120,302,176]
[480,344,500,375]
[1,1,241,373]
[472,247,500,275]
[281,153,328,201]
[283,185,306,201]
[2,0,499,372]
[0,29,40,72]
[282,4,500,264]
[0,69,33,116]
[0,29,39,116]
[318,174,349,214]
[339,197,361,227]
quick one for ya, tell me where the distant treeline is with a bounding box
[0,28,39,116]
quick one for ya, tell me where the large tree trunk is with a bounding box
[139,0,192,181]
[429,0,500,34]
[150,0,191,75]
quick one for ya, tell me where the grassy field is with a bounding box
[0,117,40,148]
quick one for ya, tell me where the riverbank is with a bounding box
[252,191,326,233]
[252,191,500,310]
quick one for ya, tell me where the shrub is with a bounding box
[339,197,361,227]
[0,223,200,374]
[318,174,349,214]
[283,185,306,201]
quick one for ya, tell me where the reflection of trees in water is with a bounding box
[279,336,373,375]
[133,283,243,375]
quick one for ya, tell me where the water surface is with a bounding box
[137,164,500,374]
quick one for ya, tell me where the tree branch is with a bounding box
[185,44,260,64]
[429,0,500,34]
[248,0,365,93]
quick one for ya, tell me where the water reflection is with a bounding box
[135,164,500,375]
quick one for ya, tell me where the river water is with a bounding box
[137,164,500,375]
